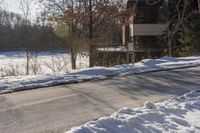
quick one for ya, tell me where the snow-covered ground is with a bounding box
[66,91,200,133]
[0,51,89,76]
[0,56,200,94]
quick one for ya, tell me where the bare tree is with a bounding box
[19,0,33,75]
[143,0,198,57]
[39,0,79,69]
[78,0,125,67]
[40,0,126,68]
[165,0,197,56]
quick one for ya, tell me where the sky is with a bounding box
[3,0,39,21]
[3,0,128,21]
[4,0,21,13]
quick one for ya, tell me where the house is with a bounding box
[122,0,200,61]
[95,0,167,66]
[122,0,167,61]
[94,0,199,66]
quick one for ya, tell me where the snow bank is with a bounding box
[66,91,200,133]
[0,56,200,94]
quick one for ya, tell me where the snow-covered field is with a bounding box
[0,51,89,76]
[0,55,200,94]
[67,91,200,133]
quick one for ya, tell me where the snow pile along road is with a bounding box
[66,91,200,133]
[0,56,200,94]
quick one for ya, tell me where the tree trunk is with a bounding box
[26,50,29,75]
[89,40,95,67]
[69,25,77,70]
[89,0,95,67]
[168,34,172,57]
[70,44,76,69]
[71,54,76,69]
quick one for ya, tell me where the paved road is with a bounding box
[0,66,199,133]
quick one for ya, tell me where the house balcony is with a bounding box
[132,24,167,36]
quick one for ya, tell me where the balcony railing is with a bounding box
[95,43,165,53]
[96,44,128,52]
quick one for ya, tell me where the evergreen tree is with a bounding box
[162,0,199,56]
[179,13,200,56]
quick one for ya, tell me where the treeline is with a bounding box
[0,10,66,51]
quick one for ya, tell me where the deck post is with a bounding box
[132,26,135,63]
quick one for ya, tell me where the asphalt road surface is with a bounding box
[0,66,199,133]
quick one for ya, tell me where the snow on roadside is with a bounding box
[66,91,200,133]
[0,56,200,94]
